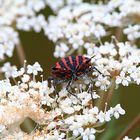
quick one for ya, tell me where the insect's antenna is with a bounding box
[85,55,95,64]
[93,66,103,75]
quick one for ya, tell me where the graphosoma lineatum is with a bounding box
[49,55,102,103]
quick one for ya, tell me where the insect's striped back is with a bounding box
[54,56,89,71]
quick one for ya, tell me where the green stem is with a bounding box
[96,79,116,110]
[114,27,122,41]
[116,113,140,140]
[16,41,26,66]
[96,90,106,110]
[106,79,116,107]
[78,46,84,55]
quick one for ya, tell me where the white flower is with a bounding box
[0,79,12,97]
[84,43,94,56]
[97,110,112,123]
[116,71,131,86]
[97,111,106,123]
[95,75,110,90]
[113,104,125,119]
[103,12,122,26]
[88,107,99,115]
[73,129,80,137]
[1,62,17,78]
[117,42,132,57]
[54,43,69,58]
[97,104,125,122]
[92,24,106,38]
[77,91,91,105]
[17,14,47,32]
[47,122,56,130]
[123,136,133,140]
[99,42,117,56]
[0,125,5,133]
[92,92,100,99]
[21,74,30,83]
[17,68,25,77]
[123,25,140,41]
[81,128,96,140]
[0,42,15,59]
[130,67,140,85]
[27,62,43,75]
[0,27,18,60]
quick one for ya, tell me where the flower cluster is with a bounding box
[0,0,46,27]
[89,40,140,89]
[0,0,47,60]
[0,27,19,60]
[44,0,140,58]
[0,62,125,139]
[123,25,140,41]
[0,0,139,139]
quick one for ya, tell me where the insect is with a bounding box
[49,55,102,103]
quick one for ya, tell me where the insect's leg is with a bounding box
[51,79,60,104]
[54,79,70,103]
[49,78,65,103]
[92,66,102,75]
[66,80,82,104]
[83,74,95,106]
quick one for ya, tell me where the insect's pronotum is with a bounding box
[49,55,102,103]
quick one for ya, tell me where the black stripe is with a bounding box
[72,56,76,70]
[59,60,66,69]
[78,56,83,65]
[65,57,73,70]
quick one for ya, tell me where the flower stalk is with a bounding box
[116,113,140,140]
[15,41,26,66]
[106,78,116,107]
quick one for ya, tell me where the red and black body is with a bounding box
[50,55,102,103]
[52,56,92,81]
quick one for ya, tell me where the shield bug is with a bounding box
[49,55,102,103]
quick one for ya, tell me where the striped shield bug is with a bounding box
[49,55,102,103]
